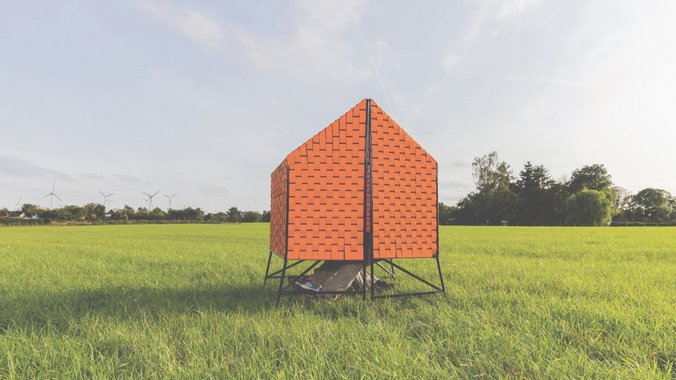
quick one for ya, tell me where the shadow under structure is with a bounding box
[264,99,444,304]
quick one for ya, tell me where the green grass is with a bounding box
[0,224,674,379]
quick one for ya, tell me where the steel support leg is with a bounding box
[370,257,375,299]
[275,256,288,306]
[263,250,273,285]
[362,259,367,300]
[436,255,445,292]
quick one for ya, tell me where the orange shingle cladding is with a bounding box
[269,161,288,256]
[370,102,437,259]
[269,99,437,261]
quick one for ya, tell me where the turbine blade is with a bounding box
[152,191,160,197]
[99,191,105,197]
[142,192,150,197]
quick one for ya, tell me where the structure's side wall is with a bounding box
[285,100,368,261]
[370,101,438,259]
[269,161,289,257]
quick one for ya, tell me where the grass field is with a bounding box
[0,224,674,378]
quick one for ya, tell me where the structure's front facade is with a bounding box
[270,99,437,261]
[267,99,443,301]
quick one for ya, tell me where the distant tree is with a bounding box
[455,193,479,225]
[206,212,228,222]
[455,189,517,225]
[612,186,631,211]
[472,151,512,193]
[63,205,85,220]
[568,164,613,192]
[82,203,105,221]
[463,152,517,224]
[150,207,167,220]
[261,210,271,222]
[136,207,148,220]
[226,207,242,223]
[625,188,673,224]
[188,208,205,221]
[487,189,518,225]
[549,181,570,226]
[168,207,204,221]
[514,162,555,225]
[43,206,77,221]
[21,204,42,215]
[565,189,612,226]
[121,205,136,220]
[568,164,617,207]
[242,211,262,222]
[438,202,458,225]
[112,211,128,221]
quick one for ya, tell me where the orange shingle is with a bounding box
[270,99,437,261]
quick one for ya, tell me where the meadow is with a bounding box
[0,224,674,379]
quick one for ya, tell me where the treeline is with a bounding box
[3,152,673,227]
[6,204,271,223]
[439,152,676,226]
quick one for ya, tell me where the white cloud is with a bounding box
[136,1,228,54]
[464,0,541,45]
[0,154,70,180]
[239,0,370,84]
[496,0,540,19]
[490,0,676,193]
[136,0,370,84]
[505,74,600,88]
[444,53,462,72]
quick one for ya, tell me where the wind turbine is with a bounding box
[99,191,114,210]
[15,198,22,211]
[44,179,62,210]
[163,193,176,210]
[142,191,160,210]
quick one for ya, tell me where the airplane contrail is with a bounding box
[357,24,394,112]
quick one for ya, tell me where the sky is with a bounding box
[1,0,675,212]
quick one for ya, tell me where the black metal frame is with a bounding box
[264,253,444,304]
[265,99,445,305]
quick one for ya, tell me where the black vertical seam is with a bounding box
[363,99,372,264]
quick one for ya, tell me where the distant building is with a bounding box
[8,211,25,219]
[0,211,39,220]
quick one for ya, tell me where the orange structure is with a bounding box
[265,99,444,301]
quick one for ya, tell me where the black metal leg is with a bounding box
[370,257,375,300]
[264,250,273,285]
[388,260,443,291]
[269,255,444,302]
[375,260,395,277]
[362,259,367,300]
[390,259,395,277]
[266,260,303,279]
[275,256,288,306]
[436,255,445,292]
